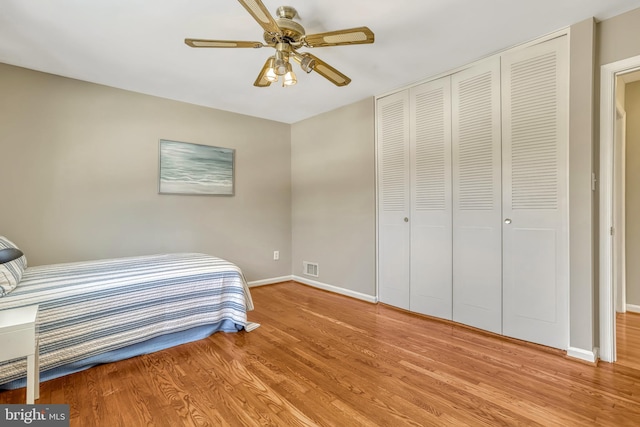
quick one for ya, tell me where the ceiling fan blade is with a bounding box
[303,26,374,48]
[254,57,273,87]
[185,39,264,48]
[237,0,281,35]
[304,53,351,87]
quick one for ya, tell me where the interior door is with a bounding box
[409,77,453,319]
[451,58,503,333]
[377,91,411,309]
[501,36,569,349]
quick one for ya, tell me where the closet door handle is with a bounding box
[404,217,409,223]
[504,218,512,224]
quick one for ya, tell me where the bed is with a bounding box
[0,236,254,390]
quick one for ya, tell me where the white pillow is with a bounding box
[0,236,28,297]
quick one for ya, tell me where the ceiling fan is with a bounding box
[185,0,374,87]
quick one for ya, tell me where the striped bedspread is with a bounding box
[0,253,253,387]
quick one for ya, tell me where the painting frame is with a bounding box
[158,139,235,196]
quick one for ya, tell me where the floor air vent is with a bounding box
[303,261,319,277]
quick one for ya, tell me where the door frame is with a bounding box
[614,101,626,314]
[599,54,640,363]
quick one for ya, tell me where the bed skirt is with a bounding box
[1,320,242,390]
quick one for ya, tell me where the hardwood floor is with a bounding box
[2,281,640,426]
[617,311,640,370]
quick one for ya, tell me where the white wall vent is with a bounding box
[303,261,319,277]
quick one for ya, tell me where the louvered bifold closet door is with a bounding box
[501,36,569,349]
[409,77,453,319]
[451,58,503,333]
[377,91,411,310]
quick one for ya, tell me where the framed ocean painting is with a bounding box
[159,139,235,196]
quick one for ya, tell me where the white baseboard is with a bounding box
[292,275,378,303]
[567,346,599,363]
[626,304,640,314]
[247,276,293,287]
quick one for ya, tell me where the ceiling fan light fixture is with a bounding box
[274,50,289,76]
[265,57,278,82]
[275,59,288,76]
[301,56,315,73]
[283,63,297,86]
[266,68,278,82]
[292,52,316,74]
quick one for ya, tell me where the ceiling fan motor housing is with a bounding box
[263,6,305,45]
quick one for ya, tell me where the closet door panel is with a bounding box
[409,78,453,319]
[501,37,569,349]
[451,58,503,334]
[377,91,411,310]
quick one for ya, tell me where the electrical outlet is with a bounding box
[273,250,279,260]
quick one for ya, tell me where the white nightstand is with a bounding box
[0,305,40,403]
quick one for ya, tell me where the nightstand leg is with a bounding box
[26,353,35,404]
[35,340,40,400]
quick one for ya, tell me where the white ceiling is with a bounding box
[2,0,640,124]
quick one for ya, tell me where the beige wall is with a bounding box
[554,5,640,352]
[291,97,376,297]
[0,63,292,282]
[626,81,640,306]
[598,7,640,66]
[568,18,597,352]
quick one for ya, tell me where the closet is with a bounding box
[377,35,568,350]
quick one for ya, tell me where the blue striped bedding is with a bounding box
[0,253,253,388]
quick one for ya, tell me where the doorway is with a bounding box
[600,55,640,363]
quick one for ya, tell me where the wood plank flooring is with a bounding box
[2,281,640,426]
[617,311,640,371]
